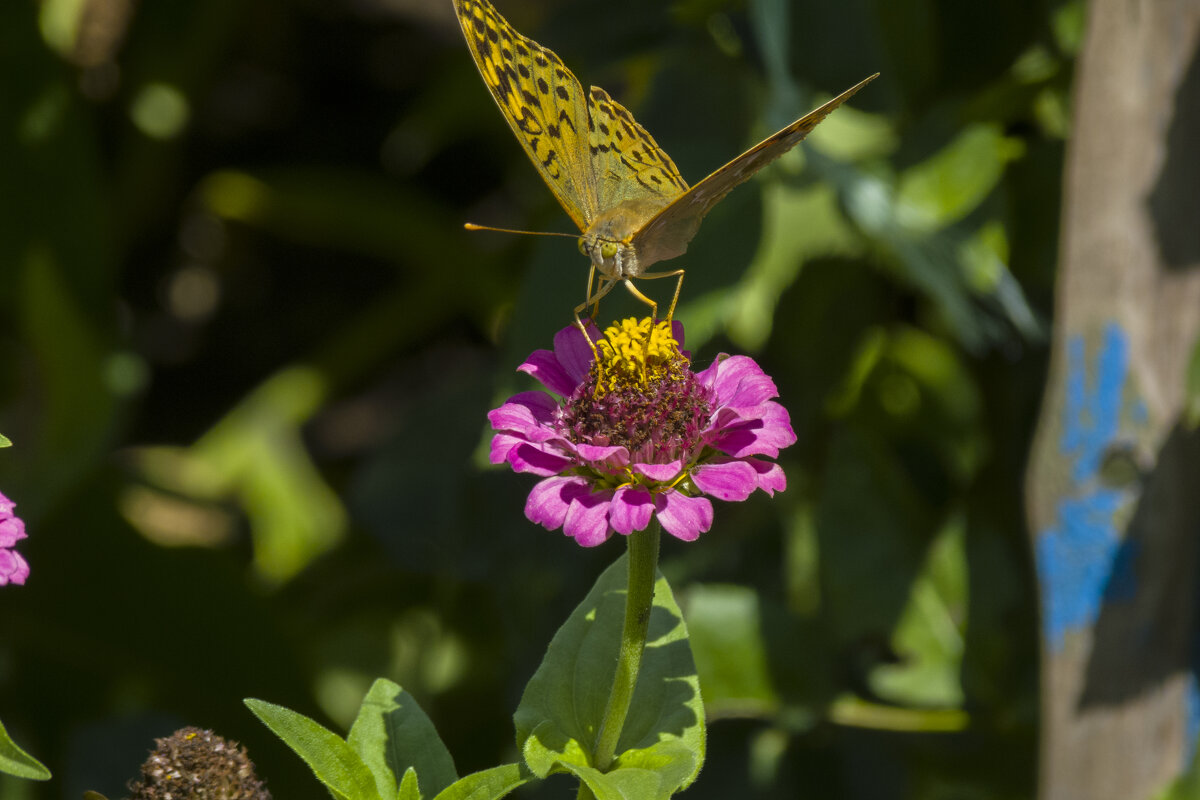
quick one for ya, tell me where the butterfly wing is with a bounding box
[586,87,688,214]
[631,73,879,269]
[454,0,599,231]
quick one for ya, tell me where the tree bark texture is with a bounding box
[1026,0,1200,798]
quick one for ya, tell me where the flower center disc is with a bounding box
[559,319,712,466]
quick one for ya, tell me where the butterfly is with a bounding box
[454,0,877,324]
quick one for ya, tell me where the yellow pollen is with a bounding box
[593,317,682,391]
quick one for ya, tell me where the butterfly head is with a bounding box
[579,198,667,280]
[578,234,640,280]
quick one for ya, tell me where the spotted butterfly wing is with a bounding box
[453,0,598,229]
[453,0,689,232]
[585,86,687,214]
[631,74,878,269]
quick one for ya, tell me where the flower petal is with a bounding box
[525,476,590,530]
[632,460,683,483]
[0,492,14,516]
[756,402,798,446]
[700,355,779,410]
[669,319,687,352]
[710,403,796,458]
[707,422,763,458]
[610,486,654,534]
[0,548,29,586]
[573,443,630,470]
[747,458,787,495]
[0,517,26,548]
[553,324,599,386]
[508,443,574,476]
[564,491,613,546]
[489,432,523,465]
[488,391,559,433]
[692,460,758,501]
[517,349,579,396]
[654,492,713,541]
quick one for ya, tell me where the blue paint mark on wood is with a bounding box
[1036,323,1134,651]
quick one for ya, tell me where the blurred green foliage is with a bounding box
[0,0,1076,796]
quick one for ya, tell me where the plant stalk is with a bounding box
[593,522,661,771]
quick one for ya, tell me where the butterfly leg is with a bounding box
[584,264,600,319]
[619,277,679,366]
[574,276,620,373]
[619,278,663,322]
[635,269,686,322]
[588,265,616,321]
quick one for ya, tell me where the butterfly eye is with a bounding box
[577,238,588,256]
[600,242,618,260]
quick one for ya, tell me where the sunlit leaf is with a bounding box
[896,124,1024,233]
[0,718,50,781]
[684,584,778,716]
[432,764,531,800]
[398,768,420,800]
[127,367,345,582]
[245,698,380,800]
[725,183,864,350]
[514,553,705,793]
[347,678,457,800]
[559,762,668,800]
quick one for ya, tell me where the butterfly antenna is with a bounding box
[464,222,578,240]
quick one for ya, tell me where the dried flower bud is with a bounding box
[127,726,270,800]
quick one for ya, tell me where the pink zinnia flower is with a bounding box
[0,491,29,586]
[488,318,795,546]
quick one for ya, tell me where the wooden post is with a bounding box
[1025,0,1200,797]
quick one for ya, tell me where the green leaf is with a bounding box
[520,723,590,776]
[0,718,50,781]
[895,124,1024,233]
[0,434,11,447]
[561,763,666,800]
[958,222,1042,341]
[612,740,697,798]
[245,698,381,800]
[193,366,346,583]
[128,365,347,586]
[398,767,421,800]
[684,584,778,716]
[347,678,458,800]
[725,183,864,351]
[514,554,705,794]
[869,518,967,707]
[1185,334,1200,430]
[432,763,530,800]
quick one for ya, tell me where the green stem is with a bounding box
[593,522,661,771]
